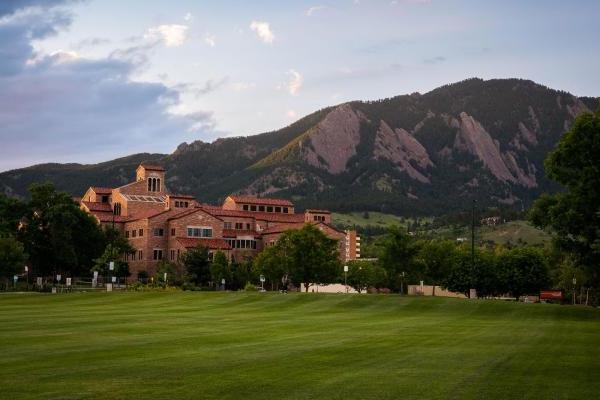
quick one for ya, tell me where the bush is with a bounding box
[243,282,258,292]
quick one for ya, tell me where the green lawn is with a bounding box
[1,292,598,400]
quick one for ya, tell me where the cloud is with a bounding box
[203,33,216,47]
[145,24,188,47]
[174,77,228,98]
[284,69,303,95]
[72,37,111,50]
[249,21,275,44]
[305,5,327,16]
[424,55,446,64]
[0,1,215,171]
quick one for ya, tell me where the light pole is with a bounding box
[572,276,576,305]
[25,266,29,291]
[400,271,405,295]
[471,199,477,276]
[344,265,348,293]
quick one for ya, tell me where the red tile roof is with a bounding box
[176,237,231,250]
[222,229,260,237]
[81,201,112,212]
[305,209,331,214]
[228,195,294,207]
[90,211,128,223]
[260,222,306,235]
[167,194,196,199]
[91,187,113,194]
[139,163,165,171]
[200,206,304,223]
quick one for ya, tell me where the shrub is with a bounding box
[244,282,258,292]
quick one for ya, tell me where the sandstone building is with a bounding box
[80,163,360,277]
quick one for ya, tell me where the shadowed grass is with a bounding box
[0,292,598,399]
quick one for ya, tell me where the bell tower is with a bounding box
[136,163,166,194]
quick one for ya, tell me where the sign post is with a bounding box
[259,274,265,291]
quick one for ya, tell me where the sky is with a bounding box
[1,0,599,172]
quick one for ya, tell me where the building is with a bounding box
[80,163,360,277]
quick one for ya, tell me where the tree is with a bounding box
[0,237,27,288]
[92,244,131,280]
[253,245,288,290]
[441,246,498,298]
[346,260,386,293]
[210,251,231,289]
[0,194,27,237]
[379,225,421,292]
[19,183,105,277]
[156,260,181,285]
[255,224,340,292]
[180,245,210,286]
[283,224,341,292]
[498,246,550,300]
[416,240,457,295]
[529,111,600,294]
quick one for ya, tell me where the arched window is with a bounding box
[157,178,161,192]
[147,178,152,191]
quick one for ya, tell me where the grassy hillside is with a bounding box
[480,220,552,246]
[0,292,598,399]
[332,211,407,228]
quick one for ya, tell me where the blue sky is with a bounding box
[1,0,599,171]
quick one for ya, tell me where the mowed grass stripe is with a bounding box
[0,292,598,400]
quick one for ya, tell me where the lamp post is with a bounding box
[344,265,348,293]
[572,276,577,305]
[400,271,405,295]
[471,199,477,275]
[25,266,29,290]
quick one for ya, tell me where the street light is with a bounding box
[344,265,348,293]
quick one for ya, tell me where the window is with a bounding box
[243,204,249,211]
[275,207,281,213]
[314,216,318,221]
[175,201,180,207]
[224,222,232,230]
[236,240,241,248]
[187,227,213,238]
[132,230,137,238]
[153,228,164,237]
[235,222,243,230]
[138,250,143,260]
[148,177,161,192]
[101,195,109,203]
[184,202,189,208]
[153,249,163,260]
[113,202,121,216]
[259,206,265,212]
[125,231,129,238]
[170,250,176,261]
[283,207,289,214]
[250,205,257,211]
[139,229,143,237]
[246,223,251,230]
[171,228,176,236]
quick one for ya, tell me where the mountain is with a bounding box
[2,78,599,215]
